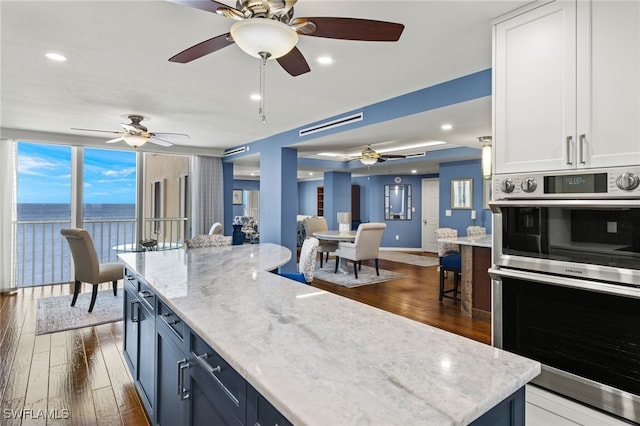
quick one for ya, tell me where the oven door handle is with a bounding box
[489,268,640,299]
[490,199,640,209]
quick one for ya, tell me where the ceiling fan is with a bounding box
[72,115,190,148]
[167,0,405,77]
[357,145,407,166]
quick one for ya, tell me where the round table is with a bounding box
[312,231,357,273]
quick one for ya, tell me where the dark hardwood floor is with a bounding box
[0,252,490,425]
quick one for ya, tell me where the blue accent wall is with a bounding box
[297,161,492,248]
[438,159,492,236]
[231,179,260,217]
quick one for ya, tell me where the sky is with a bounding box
[18,142,136,204]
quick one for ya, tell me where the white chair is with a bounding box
[435,228,461,302]
[303,216,338,268]
[60,228,123,313]
[208,222,223,235]
[334,223,386,279]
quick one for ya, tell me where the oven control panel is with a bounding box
[493,166,640,199]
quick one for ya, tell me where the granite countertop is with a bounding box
[438,234,493,248]
[118,243,539,426]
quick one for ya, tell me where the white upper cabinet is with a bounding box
[493,0,640,174]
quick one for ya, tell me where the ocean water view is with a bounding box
[17,203,136,287]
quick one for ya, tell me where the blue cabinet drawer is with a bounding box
[137,280,155,313]
[157,300,185,341]
[189,331,246,423]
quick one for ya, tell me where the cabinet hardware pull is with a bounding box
[138,290,153,298]
[579,134,586,164]
[130,300,140,323]
[160,313,179,326]
[177,359,190,400]
[193,351,239,406]
[565,136,573,165]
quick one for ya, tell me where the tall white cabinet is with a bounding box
[493,0,640,174]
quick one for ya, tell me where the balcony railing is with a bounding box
[16,217,188,287]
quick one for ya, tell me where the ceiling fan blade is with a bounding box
[105,137,124,144]
[148,137,174,147]
[151,132,190,140]
[377,158,387,163]
[121,123,139,133]
[381,154,407,159]
[166,0,239,15]
[169,33,234,63]
[293,17,404,41]
[276,46,310,76]
[71,127,121,135]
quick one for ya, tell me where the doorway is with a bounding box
[421,178,439,252]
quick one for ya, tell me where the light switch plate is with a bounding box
[445,210,452,217]
[607,221,617,233]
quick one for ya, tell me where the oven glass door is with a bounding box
[501,276,640,397]
[500,205,640,270]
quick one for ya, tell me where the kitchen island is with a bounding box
[118,243,540,425]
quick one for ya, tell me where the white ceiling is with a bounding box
[0,0,531,179]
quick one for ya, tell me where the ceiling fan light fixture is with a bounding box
[230,19,298,59]
[123,134,149,148]
[360,156,378,166]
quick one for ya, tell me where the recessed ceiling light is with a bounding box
[411,170,417,174]
[45,52,67,62]
[308,172,314,176]
[317,56,333,65]
[250,94,261,101]
[441,123,453,131]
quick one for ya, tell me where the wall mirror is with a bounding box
[384,184,412,220]
[451,178,473,209]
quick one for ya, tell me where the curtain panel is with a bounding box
[0,139,18,292]
[190,155,224,236]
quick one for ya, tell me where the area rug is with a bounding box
[378,251,440,268]
[36,290,123,335]
[313,263,406,288]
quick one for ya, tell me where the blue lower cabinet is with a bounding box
[469,387,525,426]
[156,310,189,425]
[122,273,155,421]
[247,385,293,426]
[189,364,244,425]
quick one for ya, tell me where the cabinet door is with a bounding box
[189,367,243,426]
[494,1,577,174]
[246,385,293,426]
[156,326,188,426]
[122,287,139,376]
[577,1,640,168]
[137,305,155,413]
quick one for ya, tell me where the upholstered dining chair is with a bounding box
[303,216,338,268]
[60,228,123,313]
[280,237,320,284]
[334,223,386,279]
[435,228,462,302]
[208,222,223,235]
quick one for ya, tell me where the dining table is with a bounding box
[312,230,357,274]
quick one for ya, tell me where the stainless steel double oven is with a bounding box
[489,166,640,423]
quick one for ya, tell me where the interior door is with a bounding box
[421,178,439,252]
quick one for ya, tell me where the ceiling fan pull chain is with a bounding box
[258,52,270,124]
